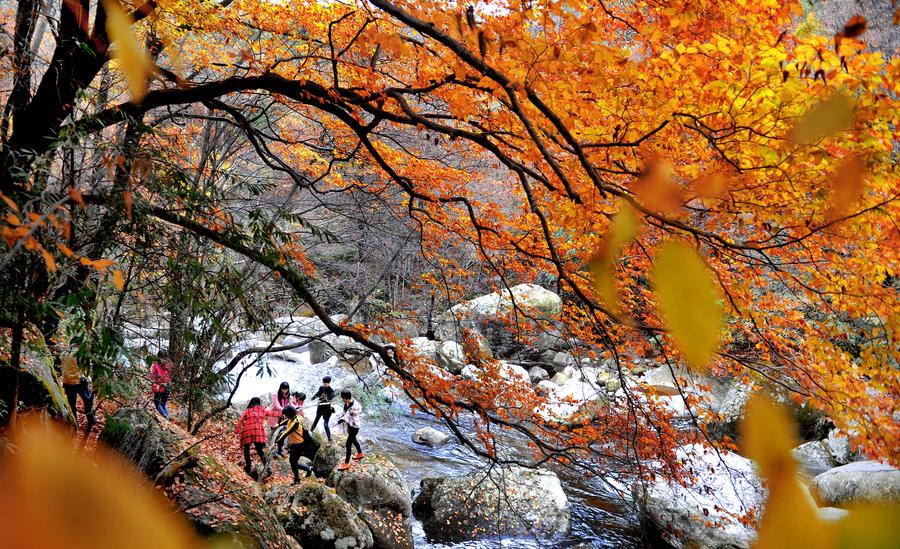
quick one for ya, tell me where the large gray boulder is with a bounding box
[435,341,466,374]
[266,481,373,549]
[812,461,900,507]
[413,466,570,542]
[102,408,294,547]
[792,440,839,478]
[331,454,414,549]
[313,438,348,478]
[528,366,549,383]
[634,444,764,549]
[413,427,451,448]
[434,284,564,358]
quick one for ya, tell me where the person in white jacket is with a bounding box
[336,390,364,470]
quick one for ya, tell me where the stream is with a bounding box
[223,344,650,548]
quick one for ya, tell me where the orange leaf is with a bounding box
[123,190,133,221]
[68,186,85,206]
[112,269,126,291]
[41,247,57,273]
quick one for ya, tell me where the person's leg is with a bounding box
[80,380,96,427]
[64,384,79,424]
[351,427,362,455]
[160,388,170,418]
[289,444,302,482]
[243,444,252,475]
[322,411,332,441]
[153,393,166,417]
[254,442,267,466]
[344,432,353,464]
[311,408,323,432]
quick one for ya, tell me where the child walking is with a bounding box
[268,381,297,456]
[150,350,173,419]
[61,349,96,430]
[336,390,364,471]
[310,376,335,442]
[235,397,280,479]
[275,406,314,483]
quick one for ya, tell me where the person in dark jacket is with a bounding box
[310,376,335,441]
[235,397,280,479]
[275,406,313,483]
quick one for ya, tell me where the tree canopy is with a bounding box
[1,0,898,496]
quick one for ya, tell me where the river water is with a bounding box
[223,346,650,548]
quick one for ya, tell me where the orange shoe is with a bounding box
[337,462,351,471]
[353,453,365,460]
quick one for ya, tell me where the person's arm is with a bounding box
[312,387,323,400]
[235,412,244,435]
[275,420,298,445]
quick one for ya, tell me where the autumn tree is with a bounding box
[1,0,898,502]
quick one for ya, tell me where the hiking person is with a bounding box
[336,390,363,471]
[150,350,173,419]
[235,397,280,479]
[310,376,335,442]
[268,381,295,455]
[60,349,96,430]
[275,405,313,483]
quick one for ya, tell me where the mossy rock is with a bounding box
[270,481,373,549]
[312,438,347,478]
[101,408,296,548]
[0,332,71,423]
[331,454,413,549]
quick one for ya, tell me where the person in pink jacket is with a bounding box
[150,350,173,419]
[268,381,298,456]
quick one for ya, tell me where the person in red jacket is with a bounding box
[235,397,280,479]
[150,350,173,419]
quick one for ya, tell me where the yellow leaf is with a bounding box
[833,504,900,549]
[112,269,126,291]
[0,418,199,549]
[590,203,639,314]
[41,247,57,272]
[753,476,830,549]
[790,93,855,144]
[741,395,798,479]
[652,240,722,369]
[102,0,152,103]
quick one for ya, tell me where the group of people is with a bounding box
[145,350,365,484]
[234,376,365,484]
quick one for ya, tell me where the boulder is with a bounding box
[634,444,764,549]
[331,454,414,549]
[409,337,439,362]
[413,427,451,448]
[436,341,466,374]
[528,366,549,383]
[812,461,900,507]
[413,466,570,542]
[499,362,531,383]
[551,351,574,370]
[101,408,294,547]
[266,481,373,549]
[639,367,681,396]
[792,441,838,478]
[460,364,481,380]
[825,430,854,465]
[313,438,348,478]
[0,333,71,422]
[434,284,563,358]
[535,380,559,397]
